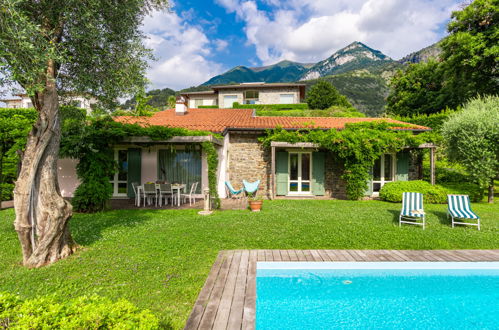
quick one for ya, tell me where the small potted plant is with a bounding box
[247,192,263,212]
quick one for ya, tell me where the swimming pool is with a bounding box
[256,262,499,329]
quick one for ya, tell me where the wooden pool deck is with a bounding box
[184,249,499,330]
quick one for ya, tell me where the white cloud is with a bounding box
[214,39,229,52]
[142,10,224,90]
[216,0,460,64]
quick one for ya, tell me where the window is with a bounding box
[223,95,237,108]
[372,154,395,194]
[244,90,259,104]
[110,149,128,196]
[279,94,294,104]
[194,99,203,107]
[158,149,201,193]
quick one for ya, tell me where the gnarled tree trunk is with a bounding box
[14,61,75,268]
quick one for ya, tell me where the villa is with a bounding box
[180,82,306,108]
[57,100,433,201]
[0,93,97,113]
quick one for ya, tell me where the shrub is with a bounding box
[232,102,308,110]
[198,105,219,108]
[440,182,484,202]
[392,108,455,131]
[379,180,448,204]
[306,79,352,110]
[0,183,14,201]
[0,292,159,329]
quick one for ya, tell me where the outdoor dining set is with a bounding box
[131,182,199,207]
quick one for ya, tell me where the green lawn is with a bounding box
[1,200,498,328]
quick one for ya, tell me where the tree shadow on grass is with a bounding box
[433,211,451,225]
[388,209,401,225]
[70,209,168,246]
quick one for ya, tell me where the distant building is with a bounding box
[180,82,306,108]
[0,93,97,112]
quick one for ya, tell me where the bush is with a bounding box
[0,292,159,329]
[379,180,448,204]
[198,105,219,108]
[440,182,484,203]
[232,102,308,110]
[306,79,352,110]
[392,109,455,131]
[0,183,14,201]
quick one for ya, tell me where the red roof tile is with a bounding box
[113,108,430,133]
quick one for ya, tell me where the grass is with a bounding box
[1,199,498,328]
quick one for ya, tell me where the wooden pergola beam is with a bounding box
[121,135,223,145]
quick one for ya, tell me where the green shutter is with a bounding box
[312,152,325,196]
[276,151,288,196]
[365,168,373,196]
[127,148,141,198]
[396,151,410,181]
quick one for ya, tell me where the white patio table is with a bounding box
[136,184,186,207]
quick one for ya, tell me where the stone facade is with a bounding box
[409,150,424,181]
[227,132,271,197]
[218,87,301,108]
[324,153,348,199]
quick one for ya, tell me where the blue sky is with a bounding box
[143,0,462,90]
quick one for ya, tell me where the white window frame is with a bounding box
[372,153,396,196]
[279,93,294,104]
[111,149,128,197]
[287,151,313,195]
[244,90,259,104]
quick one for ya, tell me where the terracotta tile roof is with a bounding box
[113,108,430,133]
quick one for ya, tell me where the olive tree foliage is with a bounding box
[0,0,169,267]
[442,96,499,203]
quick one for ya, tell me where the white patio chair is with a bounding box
[131,182,141,206]
[399,192,426,229]
[159,183,173,207]
[143,183,158,207]
[181,182,199,206]
[447,194,480,230]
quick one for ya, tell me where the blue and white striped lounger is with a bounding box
[447,194,480,230]
[399,192,426,229]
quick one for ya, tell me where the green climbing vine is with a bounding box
[61,117,220,212]
[260,121,436,200]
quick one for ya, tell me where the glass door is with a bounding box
[288,152,311,195]
[110,149,128,197]
[372,154,395,194]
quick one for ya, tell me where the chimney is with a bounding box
[175,96,187,115]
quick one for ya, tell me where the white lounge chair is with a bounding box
[447,194,480,230]
[399,192,426,229]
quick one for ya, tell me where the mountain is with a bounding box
[202,60,313,85]
[399,42,441,64]
[300,42,393,80]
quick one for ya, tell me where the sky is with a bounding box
[143,0,462,90]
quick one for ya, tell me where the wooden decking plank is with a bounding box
[310,250,323,261]
[212,251,242,330]
[389,250,412,261]
[280,250,291,261]
[272,250,282,261]
[295,250,307,261]
[317,249,332,261]
[264,250,274,261]
[197,251,235,330]
[303,250,315,261]
[184,251,226,330]
[257,250,265,262]
[288,249,299,261]
[242,250,257,330]
[326,250,342,261]
[227,250,249,330]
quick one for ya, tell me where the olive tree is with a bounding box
[0,0,168,267]
[442,96,499,203]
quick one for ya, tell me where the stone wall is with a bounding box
[227,132,271,197]
[409,150,424,180]
[324,153,348,199]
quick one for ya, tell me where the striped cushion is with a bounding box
[401,192,425,218]
[448,195,479,219]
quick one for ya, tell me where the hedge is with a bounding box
[379,180,448,204]
[392,109,455,131]
[0,292,160,329]
[197,105,219,108]
[232,102,308,110]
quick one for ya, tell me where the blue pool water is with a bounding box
[256,262,499,329]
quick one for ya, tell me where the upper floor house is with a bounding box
[180,82,306,109]
[0,93,97,113]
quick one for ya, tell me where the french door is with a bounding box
[372,154,395,194]
[288,152,311,194]
[110,149,128,197]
